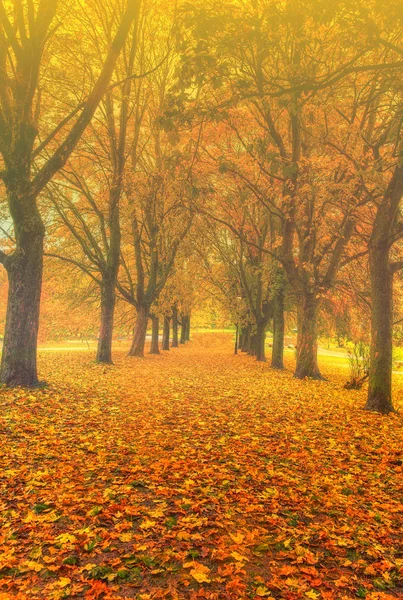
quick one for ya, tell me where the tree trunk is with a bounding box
[150,315,160,355]
[255,321,266,362]
[96,273,116,364]
[238,327,244,351]
[234,324,239,354]
[162,316,170,350]
[185,316,191,341]
[171,306,179,347]
[129,304,149,357]
[0,208,44,386]
[365,242,394,413]
[271,290,285,369]
[294,292,322,379]
[241,326,250,352]
[180,314,187,344]
[248,332,257,356]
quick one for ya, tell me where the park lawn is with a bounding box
[0,334,402,599]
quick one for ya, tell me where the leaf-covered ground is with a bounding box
[1,334,403,600]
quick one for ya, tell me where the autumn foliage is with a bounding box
[1,335,403,599]
[1,1,403,597]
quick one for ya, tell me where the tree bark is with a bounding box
[96,272,116,364]
[0,205,44,386]
[171,305,179,347]
[241,325,250,352]
[365,241,394,413]
[180,314,187,344]
[150,315,160,355]
[185,315,191,341]
[294,292,322,379]
[248,332,257,356]
[255,320,266,362]
[238,327,244,351]
[129,304,149,357]
[271,290,285,369]
[162,316,170,350]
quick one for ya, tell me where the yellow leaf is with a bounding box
[23,561,43,572]
[229,532,245,545]
[140,518,156,530]
[119,532,133,542]
[261,487,279,499]
[305,591,319,599]
[285,578,299,587]
[57,577,71,588]
[186,561,211,584]
[82,563,97,571]
[255,585,272,597]
[190,566,211,584]
[56,533,76,545]
[230,551,248,563]
[148,507,165,518]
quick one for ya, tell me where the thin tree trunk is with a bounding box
[129,304,150,357]
[0,206,44,386]
[180,314,187,344]
[238,327,244,351]
[162,316,170,351]
[171,305,179,347]
[185,315,191,341]
[294,292,322,379]
[234,324,239,354]
[255,321,266,362]
[248,331,257,356]
[96,273,116,364]
[271,290,285,369]
[150,315,160,355]
[365,241,394,413]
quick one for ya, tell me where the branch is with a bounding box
[0,1,22,58]
[195,206,282,265]
[45,252,101,284]
[391,260,403,274]
[32,50,169,160]
[340,249,369,268]
[30,0,139,196]
[0,248,10,269]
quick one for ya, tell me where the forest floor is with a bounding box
[1,333,403,600]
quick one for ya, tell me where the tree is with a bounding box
[0,0,139,385]
[45,3,144,363]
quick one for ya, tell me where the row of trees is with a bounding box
[169,0,403,414]
[1,0,403,415]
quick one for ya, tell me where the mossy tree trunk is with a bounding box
[0,198,44,386]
